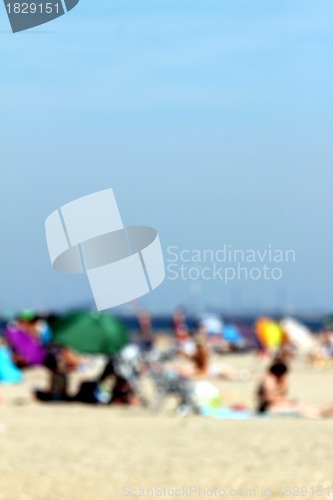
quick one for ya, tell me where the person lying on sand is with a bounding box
[180,330,250,381]
[257,360,326,418]
[321,402,333,417]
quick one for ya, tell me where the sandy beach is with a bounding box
[0,353,332,500]
[2,0,332,497]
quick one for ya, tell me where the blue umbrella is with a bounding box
[222,324,244,345]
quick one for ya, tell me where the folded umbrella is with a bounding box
[280,318,316,354]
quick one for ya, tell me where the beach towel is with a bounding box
[0,346,23,383]
[200,406,253,419]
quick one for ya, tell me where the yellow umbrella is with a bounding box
[255,317,283,349]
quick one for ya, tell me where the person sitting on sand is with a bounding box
[257,360,324,418]
[35,346,81,402]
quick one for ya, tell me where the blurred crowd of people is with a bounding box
[1,308,333,418]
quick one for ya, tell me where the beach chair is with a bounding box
[144,351,199,415]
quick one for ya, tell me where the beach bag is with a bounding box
[74,381,111,404]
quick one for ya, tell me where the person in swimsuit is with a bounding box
[257,360,323,418]
[182,329,250,381]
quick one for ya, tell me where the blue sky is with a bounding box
[1,0,333,314]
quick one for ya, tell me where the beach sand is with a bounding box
[0,353,332,500]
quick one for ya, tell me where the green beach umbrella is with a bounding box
[51,311,129,356]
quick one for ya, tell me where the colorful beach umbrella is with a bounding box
[4,324,47,366]
[222,324,244,345]
[50,311,129,356]
[255,317,283,349]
